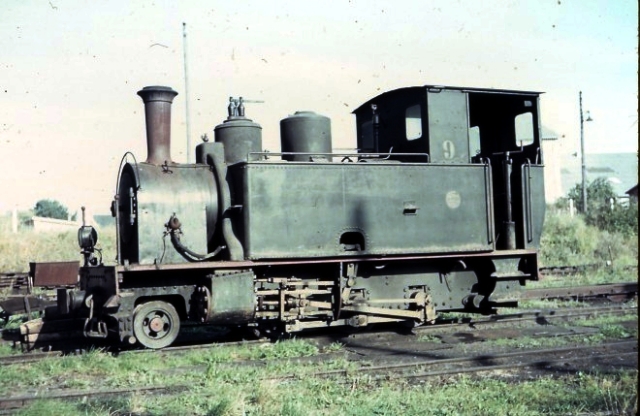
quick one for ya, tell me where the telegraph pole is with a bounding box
[183,22,192,163]
[579,91,592,213]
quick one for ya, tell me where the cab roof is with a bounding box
[352,85,543,114]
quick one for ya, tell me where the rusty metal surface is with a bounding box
[137,86,178,165]
[29,261,79,287]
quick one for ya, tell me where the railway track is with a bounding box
[293,339,638,382]
[539,264,638,277]
[520,282,638,301]
[2,302,634,367]
[0,385,190,413]
[0,350,63,365]
[0,301,635,413]
[0,272,28,296]
[416,303,637,332]
[1,281,636,353]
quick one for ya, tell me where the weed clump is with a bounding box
[0,215,116,273]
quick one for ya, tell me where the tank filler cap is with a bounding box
[226,96,264,121]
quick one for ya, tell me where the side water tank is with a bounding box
[280,111,332,162]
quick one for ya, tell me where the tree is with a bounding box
[565,178,637,235]
[567,177,615,214]
[34,199,69,220]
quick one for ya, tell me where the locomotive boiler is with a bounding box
[48,84,545,349]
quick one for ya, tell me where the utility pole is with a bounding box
[579,91,593,213]
[183,22,192,163]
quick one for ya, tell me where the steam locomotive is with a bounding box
[42,84,546,349]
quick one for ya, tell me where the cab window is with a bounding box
[405,104,422,141]
[515,112,534,147]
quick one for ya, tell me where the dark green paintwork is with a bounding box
[117,162,218,266]
[520,164,545,248]
[235,161,495,259]
[426,89,471,163]
[202,270,256,324]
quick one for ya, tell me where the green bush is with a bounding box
[540,211,638,268]
[596,202,638,236]
[547,178,638,268]
[560,178,638,236]
[540,213,598,266]
[34,199,69,220]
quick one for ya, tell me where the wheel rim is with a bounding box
[133,301,180,349]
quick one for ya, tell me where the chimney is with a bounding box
[137,86,178,165]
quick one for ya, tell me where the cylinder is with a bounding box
[137,86,178,165]
[280,111,332,162]
[214,118,262,164]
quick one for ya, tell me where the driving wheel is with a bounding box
[133,300,180,349]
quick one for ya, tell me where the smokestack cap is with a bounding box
[137,86,178,102]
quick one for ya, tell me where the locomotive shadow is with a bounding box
[300,323,638,377]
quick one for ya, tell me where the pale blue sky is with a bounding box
[1,0,637,212]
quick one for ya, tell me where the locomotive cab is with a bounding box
[353,86,542,163]
[353,86,545,251]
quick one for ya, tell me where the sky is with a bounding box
[1,0,637,213]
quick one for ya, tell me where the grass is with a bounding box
[0,314,27,332]
[483,327,635,350]
[517,298,587,309]
[0,329,636,415]
[11,369,638,415]
[570,309,639,328]
[599,323,633,339]
[0,215,116,273]
[470,306,638,351]
[2,323,638,414]
[253,338,319,359]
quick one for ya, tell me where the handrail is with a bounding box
[248,151,430,161]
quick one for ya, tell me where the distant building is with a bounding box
[626,184,638,203]
[538,126,638,203]
[30,216,80,233]
[540,126,562,203]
